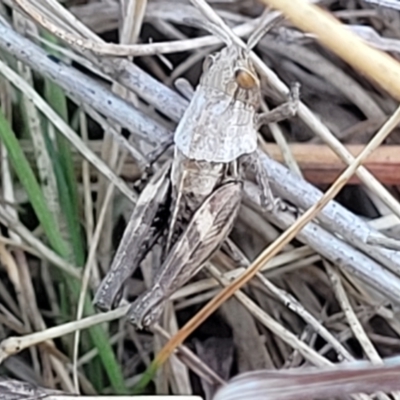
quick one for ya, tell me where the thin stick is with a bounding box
[325,262,382,364]
[0,306,129,362]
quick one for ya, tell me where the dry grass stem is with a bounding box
[2,1,400,398]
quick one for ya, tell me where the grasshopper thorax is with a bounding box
[173,44,260,163]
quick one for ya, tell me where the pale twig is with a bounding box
[72,155,126,391]
[369,215,400,231]
[0,235,41,256]
[254,271,354,361]
[27,32,112,80]
[80,111,98,285]
[27,0,100,41]
[167,45,219,85]
[15,0,256,56]
[325,262,382,364]
[0,306,129,363]
[0,20,170,146]
[366,233,400,251]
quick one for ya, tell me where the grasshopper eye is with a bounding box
[235,68,258,89]
[202,55,214,71]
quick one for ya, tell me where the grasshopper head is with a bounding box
[199,44,260,107]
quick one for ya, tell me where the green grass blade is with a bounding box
[0,107,127,393]
[0,108,69,257]
[43,32,85,267]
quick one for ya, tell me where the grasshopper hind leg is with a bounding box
[127,181,243,329]
[93,163,172,312]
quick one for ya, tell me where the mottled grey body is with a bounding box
[93,40,298,329]
[168,149,238,247]
[163,45,261,253]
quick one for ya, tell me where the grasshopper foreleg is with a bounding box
[256,83,300,130]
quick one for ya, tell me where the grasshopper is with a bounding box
[93,15,299,329]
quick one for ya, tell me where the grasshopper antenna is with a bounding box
[190,0,244,48]
[190,0,284,52]
[247,10,284,51]
[182,17,233,46]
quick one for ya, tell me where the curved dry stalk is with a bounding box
[152,103,400,373]
[15,0,258,56]
[72,155,126,391]
[0,306,129,363]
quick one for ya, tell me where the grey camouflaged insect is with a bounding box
[93,17,299,329]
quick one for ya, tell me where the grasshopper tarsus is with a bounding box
[128,284,166,330]
[175,78,195,101]
[145,139,174,168]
